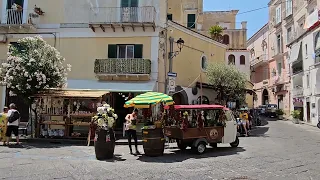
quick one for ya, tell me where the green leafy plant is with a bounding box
[276,109,285,115]
[209,25,223,42]
[291,110,301,119]
[206,62,247,105]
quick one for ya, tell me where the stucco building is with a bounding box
[286,0,320,125]
[0,0,166,126]
[166,0,253,108]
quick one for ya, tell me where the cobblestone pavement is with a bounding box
[1,118,320,180]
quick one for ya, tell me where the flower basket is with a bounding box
[91,104,118,160]
[291,110,300,124]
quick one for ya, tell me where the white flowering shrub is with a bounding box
[0,36,71,98]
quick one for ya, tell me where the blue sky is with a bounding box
[203,0,270,39]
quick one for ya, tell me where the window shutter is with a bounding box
[121,0,129,7]
[131,0,138,7]
[187,14,196,28]
[108,44,117,58]
[134,44,143,58]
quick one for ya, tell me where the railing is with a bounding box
[1,9,40,25]
[292,87,304,97]
[89,6,156,24]
[250,54,268,66]
[94,58,151,75]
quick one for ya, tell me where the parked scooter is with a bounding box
[236,117,250,137]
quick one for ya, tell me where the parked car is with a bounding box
[259,105,267,116]
[266,104,277,118]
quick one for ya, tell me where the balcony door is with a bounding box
[4,0,27,24]
[117,45,134,59]
[121,0,138,22]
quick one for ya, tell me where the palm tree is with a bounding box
[209,25,223,42]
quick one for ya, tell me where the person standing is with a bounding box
[5,103,20,145]
[125,109,140,155]
[0,107,9,145]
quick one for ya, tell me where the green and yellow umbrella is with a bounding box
[124,92,174,108]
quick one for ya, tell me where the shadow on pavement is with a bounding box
[137,147,245,163]
[7,143,79,149]
[102,154,127,162]
[249,126,269,137]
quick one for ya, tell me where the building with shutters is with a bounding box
[286,0,320,126]
[165,0,253,108]
[0,0,167,129]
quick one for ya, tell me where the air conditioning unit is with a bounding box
[0,35,7,43]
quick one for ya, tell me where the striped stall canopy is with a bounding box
[124,92,174,108]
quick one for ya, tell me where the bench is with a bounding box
[18,122,29,136]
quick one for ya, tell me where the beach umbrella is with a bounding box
[124,92,174,108]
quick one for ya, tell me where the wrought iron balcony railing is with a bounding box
[1,9,40,25]
[94,58,151,75]
[89,6,156,24]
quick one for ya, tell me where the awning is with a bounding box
[33,89,109,98]
[66,79,156,92]
[288,42,301,64]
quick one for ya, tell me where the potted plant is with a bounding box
[91,103,118,160]
[291,110,301,124]
[276,109,285,119]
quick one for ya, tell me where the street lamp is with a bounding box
[166,37,184,94]
[176,38,184,52]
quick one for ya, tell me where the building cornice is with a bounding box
[168,21,227,48]
[247,23,269,44]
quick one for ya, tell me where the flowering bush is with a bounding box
[0,36,71,99]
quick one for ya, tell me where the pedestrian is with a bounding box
[125,109,140,155]
[0,107,9,145]
[5,103,20,146]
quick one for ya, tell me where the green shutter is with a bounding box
[131,0,138,7]
[187,14,196,28]
[108,44,117,58]
[121,0,129,7]
[134,44,143,58]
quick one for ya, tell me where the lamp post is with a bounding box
[166,37,184,94]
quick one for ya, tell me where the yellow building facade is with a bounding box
[0,0,167,121]
[165,0,253,108]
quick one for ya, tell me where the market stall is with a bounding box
[124,92,174,157]
[32,89,109,139]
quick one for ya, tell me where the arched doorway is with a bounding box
[173,93,183,105]
[262,89,269,105]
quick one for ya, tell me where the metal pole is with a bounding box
[168,37,174,73]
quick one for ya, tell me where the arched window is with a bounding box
[228,54,235,65]
[222,34,229,45]
[201,55,208,70]
[261,40,267,52]
[240,55,245,65]
[250,48,255,57]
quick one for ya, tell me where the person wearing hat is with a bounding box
[0,107,9,145]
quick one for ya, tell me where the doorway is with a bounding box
[277,95,284,109]
[306,102,311,122]
[121,0,138,22]
[6,0,24,24]
[113,92,131,129]
[172,93,182,105]
[262,89,269,105]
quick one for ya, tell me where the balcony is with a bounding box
[287,28,307,44]
[0,9,40,32]
[88,7,156,32]
[94,58,151,81]
[250,54,268,68]
[292,87,304,97]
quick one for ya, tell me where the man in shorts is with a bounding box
[5,103,20,145]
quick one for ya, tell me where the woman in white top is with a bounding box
[125,109,140,155]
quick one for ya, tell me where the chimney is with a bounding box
[241,21,247,29]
